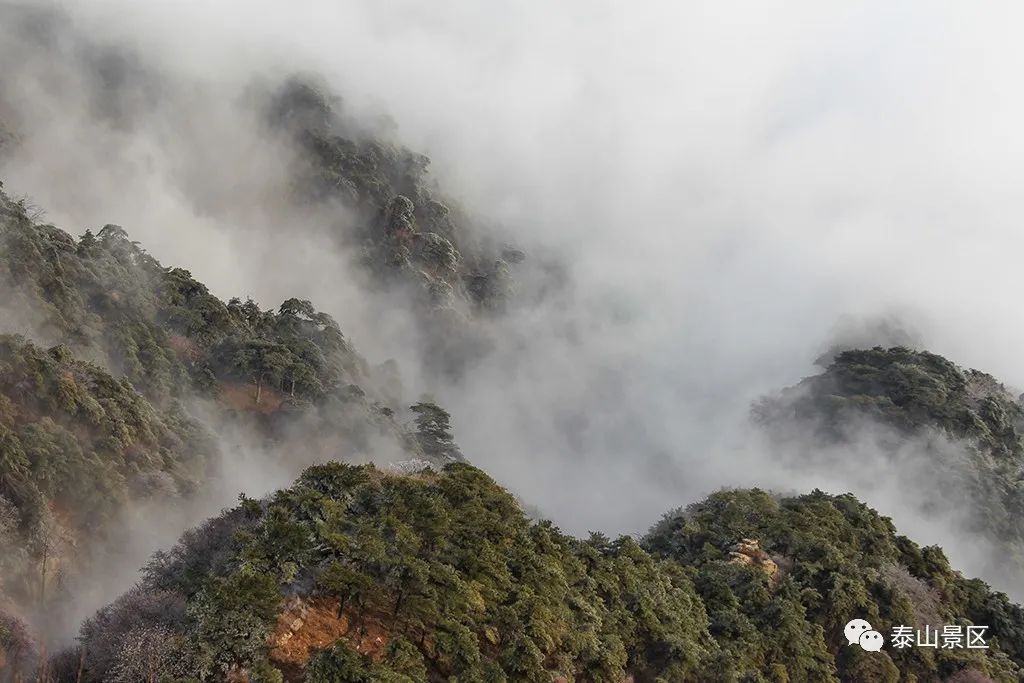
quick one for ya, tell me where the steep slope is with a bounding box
[261,77,525,377]
[0,3,529,380]
[268,78,522,314]
[0,182,458,466]
[755,347,1024,592]
[0,333,216,541]
[0,184,362,403]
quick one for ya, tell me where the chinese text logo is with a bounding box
[845,618,989,651]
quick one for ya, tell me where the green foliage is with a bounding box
[249,659,285,683]
[759,347,1024,456]
[186,568,283,675]
[409,401,463,462]
[0,208,187,402]
[73,462,1024,682]
[644,488,1024,682]
[0,424,29,500]
[0,334,218,609]
[306,641,373,682]
[0,187,370,411]
[306,639,425,683]
[0,181,463,487]
[98,463,715,681]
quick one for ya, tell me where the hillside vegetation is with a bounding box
[0,333,217,626]
[756,347,1024,592]
[39,462,1023,682]
[0,176,463,462]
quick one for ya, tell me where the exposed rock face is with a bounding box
[271,597,350,668]
[270,597,390,671]
[729,538,780,584]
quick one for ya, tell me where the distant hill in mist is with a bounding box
[757,346,1024,597]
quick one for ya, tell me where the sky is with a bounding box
[3,0,1024,597]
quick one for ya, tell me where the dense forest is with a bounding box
[24,463,1024,682]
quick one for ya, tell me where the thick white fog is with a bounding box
[4,0,1024,601]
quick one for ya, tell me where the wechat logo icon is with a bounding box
[845,619,884,652]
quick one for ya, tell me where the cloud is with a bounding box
[3,0,1024,599]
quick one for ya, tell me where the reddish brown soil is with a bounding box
[270,597,392,677]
